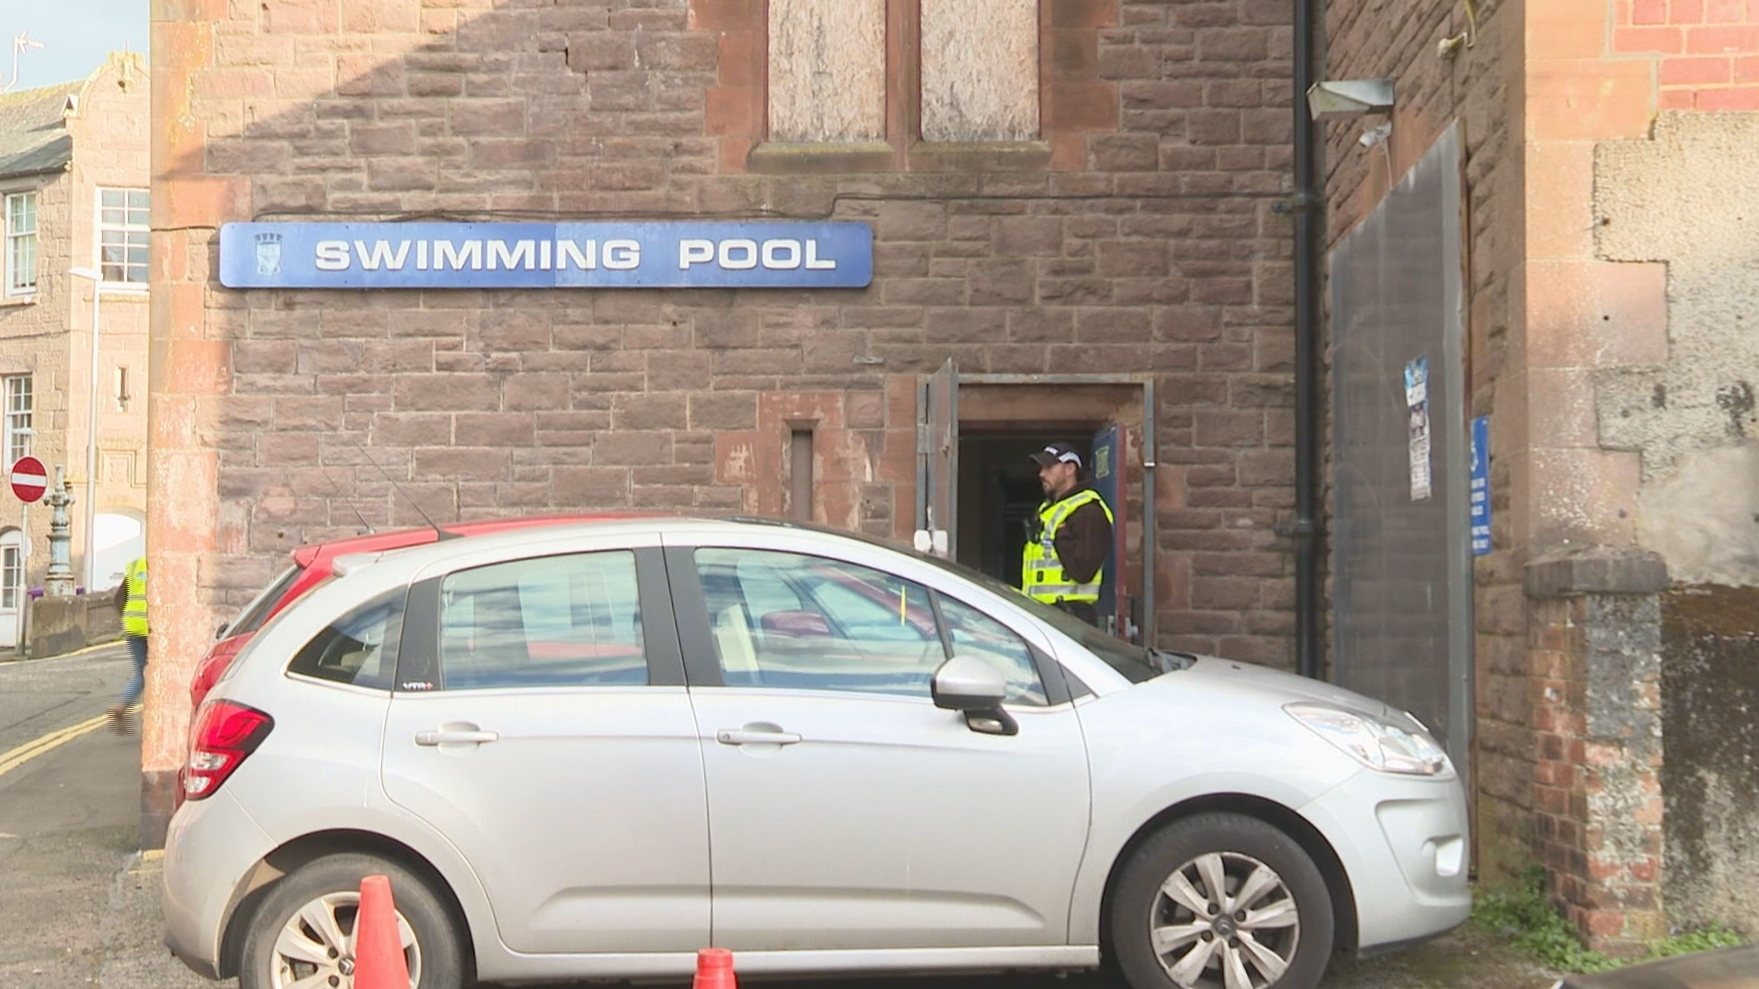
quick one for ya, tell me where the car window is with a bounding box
[227,564,302,637]
[696,548,943,698]
[909,546,1167,684]
[936,595,1048,707]
[438,551,647,689]
[287,587,404,690]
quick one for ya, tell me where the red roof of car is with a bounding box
[289,512,659,568]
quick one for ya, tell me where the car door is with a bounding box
[667,538,1091,951]
[380,543,710,954]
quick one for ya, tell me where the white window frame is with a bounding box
[2,375,32,467]
[5,192,38,299]
[95,187,149,289]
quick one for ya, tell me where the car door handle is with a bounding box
[716,729,802,746]
[414,728,499,746]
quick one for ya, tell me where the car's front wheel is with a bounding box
[1109,813,1335,989]
[238,852,465,989]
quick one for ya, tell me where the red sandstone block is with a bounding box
[266,0,340,34]
[1661,55,1732,82]
[687,0,759,31]
[1634,0,1668,23]
[1659,88,1696,107]
[1705,0,1748,21]
[1048,0,1118,29]
[1583,910,1627,938]
[704,87,757,136]
[1738,55,1759,78]
[1614,26,1685,50]
[1688,24,1759,50]
[1527,60,1656,139]
[1045,82,1120,131]
[1673,0,1706,21]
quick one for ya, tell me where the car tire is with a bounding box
[238,852,465,989]
[1109,813,1334,989]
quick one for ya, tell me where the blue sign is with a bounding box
[1470,415,1492,556]
[219,221,874,290]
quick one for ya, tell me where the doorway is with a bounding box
[956,433,1102,586]
[0,528,21,648]
[916,365,1155,643]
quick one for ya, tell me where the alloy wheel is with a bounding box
[1149,851,1301,989]
[269,890,423,989]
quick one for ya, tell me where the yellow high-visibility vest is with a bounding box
[121,557,149,638]
[1021,489,1113,604]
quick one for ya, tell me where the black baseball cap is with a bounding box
[1028,442,1083,469]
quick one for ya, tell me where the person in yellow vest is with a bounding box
[108,555,149,734]
[1022,442,1115,626]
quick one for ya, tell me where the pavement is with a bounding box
[0,644,1568,989]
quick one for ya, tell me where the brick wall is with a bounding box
[1613,0,1759,109]
[146,0,1302,836]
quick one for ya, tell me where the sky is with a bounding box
[4,1,148,92]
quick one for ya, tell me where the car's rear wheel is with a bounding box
[238,852,464,989]
[1109,813,1334,989]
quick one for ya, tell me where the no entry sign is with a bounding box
[10,456,46,503]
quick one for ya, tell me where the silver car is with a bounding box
[162,517,1469,989]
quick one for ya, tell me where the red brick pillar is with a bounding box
[1526,546,1670,955]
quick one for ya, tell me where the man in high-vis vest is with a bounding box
[108,555,149,734]
[1022,442,1114,626]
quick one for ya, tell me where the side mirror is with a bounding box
[931,657,1017,736]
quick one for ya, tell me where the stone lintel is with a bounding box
[1525,544,1669,599]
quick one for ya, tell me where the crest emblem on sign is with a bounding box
[254,232,282,276]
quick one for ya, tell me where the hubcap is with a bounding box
[1149,851,1300,989]
[269,890,422,989]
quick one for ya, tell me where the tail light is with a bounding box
[181,701,274,801]
[188,649,237,711]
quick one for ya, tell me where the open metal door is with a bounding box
[1328,124,1473,779]
[1089,423,1134,641]
[916,359,958,558]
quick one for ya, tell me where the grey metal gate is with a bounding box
[1328,124,1473,775]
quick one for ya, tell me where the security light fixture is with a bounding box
[1306,79,1397,121]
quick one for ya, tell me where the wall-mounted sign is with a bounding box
[1470,415,1491,556]
[219,221,874,290]
[1405,355,1432,502]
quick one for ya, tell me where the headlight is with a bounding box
[1285,702,1454,777]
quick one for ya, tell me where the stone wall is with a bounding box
[1526,546,1670,956]
[1661,585,1759,936]
[26,591,122,657]
[1596,112,1759,589]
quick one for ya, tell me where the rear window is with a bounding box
[287,588,405,690]
[226,565,303,638]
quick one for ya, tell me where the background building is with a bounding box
[147,0,1759,954]
[0,52,150,650]
[147,0,1303,841]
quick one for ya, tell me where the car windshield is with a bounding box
[912,553,1179,683]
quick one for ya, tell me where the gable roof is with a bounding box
[0,81,78,180]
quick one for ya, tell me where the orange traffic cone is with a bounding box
[353,874,411,989]
[693,947,737,989]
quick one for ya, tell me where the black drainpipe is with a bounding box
[1291,0,1323,680]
